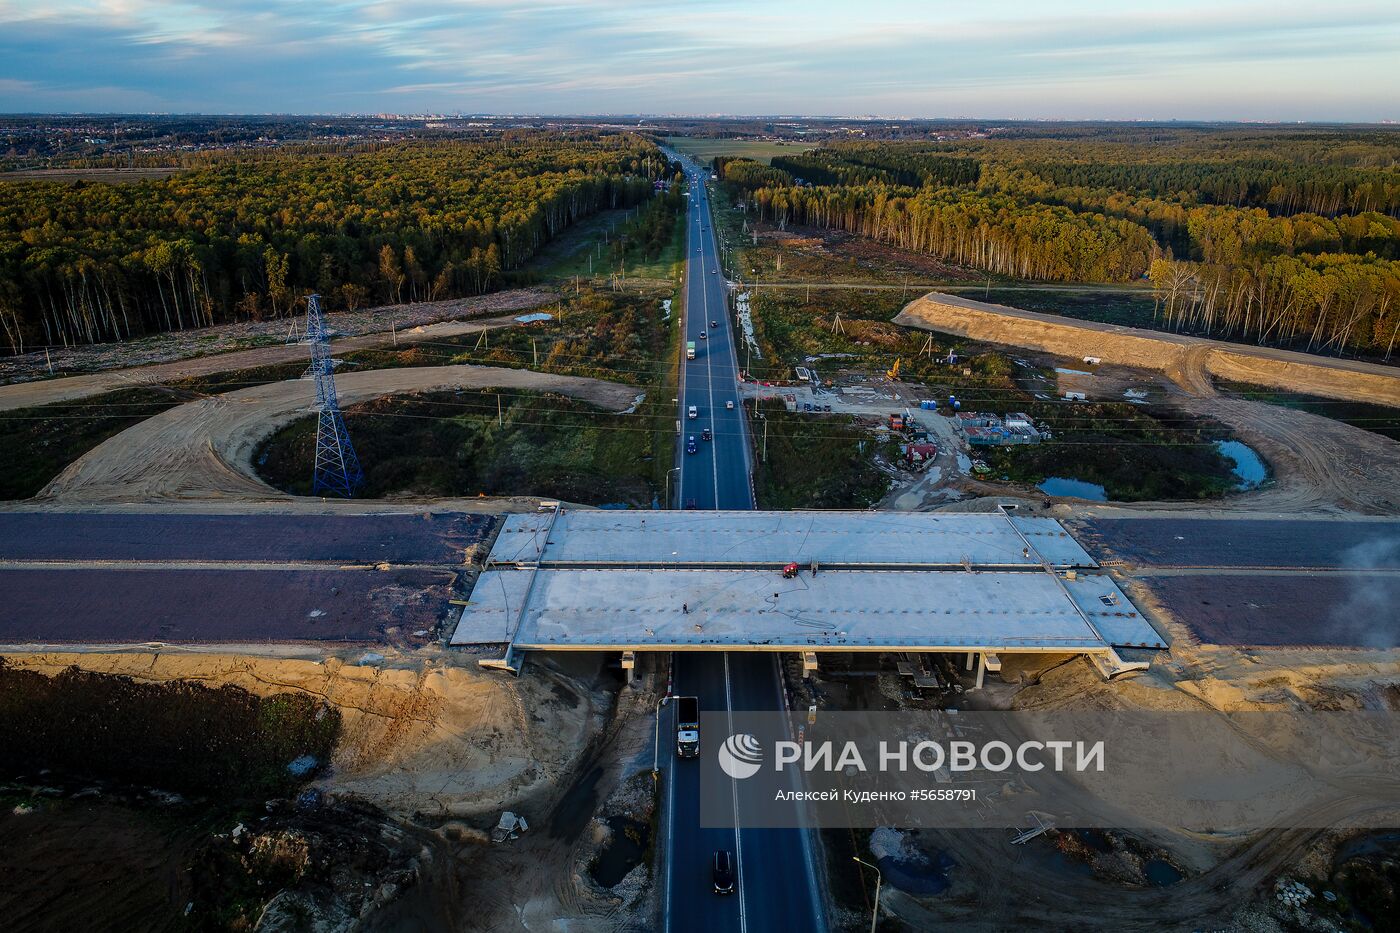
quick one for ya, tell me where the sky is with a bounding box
[1,0,1397,121]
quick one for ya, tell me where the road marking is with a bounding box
[769,653,828,930]
[663,660,677,932]
[700,196,720,506]
[723,651,748,933]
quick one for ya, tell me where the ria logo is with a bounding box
[718,733,764,780]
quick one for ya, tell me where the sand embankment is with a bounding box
[0,650,597,817]
[38,365,642,503]
[896,292,1400,405]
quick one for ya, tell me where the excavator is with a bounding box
[886,358,901,381]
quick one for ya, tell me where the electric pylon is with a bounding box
[302,294,363,497]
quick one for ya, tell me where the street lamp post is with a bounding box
[852,856,882,933]
[653,694,671,776]
[665,466,680,509]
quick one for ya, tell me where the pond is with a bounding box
[1143,858,1183,886]
[1038,477,1108,501]
[1215,440,1266,489]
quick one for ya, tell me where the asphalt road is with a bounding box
[1078,518,1400,569]
[661,157,826,932]
[675,166,753,511]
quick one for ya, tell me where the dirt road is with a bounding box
[38,365,642,503]
[898,292,1400,406]
[0,288,559,412]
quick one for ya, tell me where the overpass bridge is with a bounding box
[452,508,1164,678]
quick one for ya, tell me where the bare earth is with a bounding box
[38,365,642,503]
[1,649,598,818]
[898,291,1400,406]
[0,287,559,408]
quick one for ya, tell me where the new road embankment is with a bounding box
[38,365,641,503]
[897,292,1400,405]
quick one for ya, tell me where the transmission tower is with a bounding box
[303,294,363,497]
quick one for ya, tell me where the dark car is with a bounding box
[701,427,712,441]
[699,331,707,340]
[712,850,735,895]
[684,498,697,510]
[686,436,697,454]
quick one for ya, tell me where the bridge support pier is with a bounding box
[801,651,819,677]
[621,650,636,685]
[974,652,986,690]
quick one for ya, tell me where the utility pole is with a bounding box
[532,338,538,367]
[497,393,503,427]
[45,348,53,375]
[391,320,397,347]
[762,416,769,462]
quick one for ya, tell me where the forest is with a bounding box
[0,132,676,353]
[716,129,1400,357]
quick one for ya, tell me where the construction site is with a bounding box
[3,273,1400,929]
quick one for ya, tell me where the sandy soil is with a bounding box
[898,292,1400,407]
[36,365,642,503]
[0,287,559,409]
[1,649,600,818]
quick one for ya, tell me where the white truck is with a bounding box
[676,696,700,758]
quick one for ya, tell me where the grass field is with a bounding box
[663,137,813,165]
[258,390,662,505]
[751,402,892,509]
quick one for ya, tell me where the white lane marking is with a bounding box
[663,660,678,931]
[768,654,828,930]
[675,170,699,506]
[699,195,720,506]
[723,651,748,933]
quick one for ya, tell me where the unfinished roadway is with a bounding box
[34,365,642,503]
[897,292,1400,406]
[898,292,1400,516]
[0,288,557,412]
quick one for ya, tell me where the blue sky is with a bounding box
[1,1,1397,120]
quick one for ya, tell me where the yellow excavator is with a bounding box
[886,358,901,381]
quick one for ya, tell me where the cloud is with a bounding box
[0,0,1396,118]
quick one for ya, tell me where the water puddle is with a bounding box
[1038,477,1108,501]
[1144,858,1183,886]
[590,814,650,888]
[1215,440,1266,488]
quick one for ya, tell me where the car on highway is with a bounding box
[686,436,697,454]
[712,268,718,274]
[699,331,707,340]
[711,320,718,327]
[725,400,735,409]
[701,427,712,441]
[688,405,698,419]
[712,850,735,895]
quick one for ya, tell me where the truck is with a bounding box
[686,341,696,360]
[676,696,700,758]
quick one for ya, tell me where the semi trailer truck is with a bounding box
[676,695,700,758]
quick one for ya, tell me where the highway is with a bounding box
[660,155,827,932]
